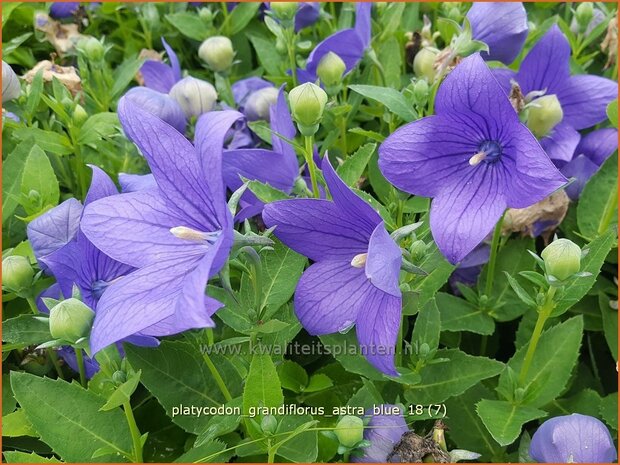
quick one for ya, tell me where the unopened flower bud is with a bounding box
[317,52,346,90]
[334,415,364,447]
[49,298,95,343]
[527,94,563,138]
[270,2,299,21]
[244,86,278,121]
[2,256,34,293]
[112,370,127,384]
[276,37,287,54]
[261,415,278,435]
[198,36,235,73]
[80,37,105,62]
[199,8,213,23]
[169,76,218,118]
[123,87,186,133]
[575,3,594,31]
[288,82,328,136]
[73,104,88,126]
[141,3,160,30]
[541,238,581,281]
[2,61,21,103]
[413,79,429,105]
[413,47,438,82]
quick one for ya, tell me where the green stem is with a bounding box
[484,212,505,301]
[75,348,87,387]
[598,179,618,235]
[395,316,403,367]
[26,296,39,314]
[203,352,233,403]
[518,286,557,385]
[304,135,319,198]
[47,349,64,379]
[286,28,298,87]
[123,401,143,463]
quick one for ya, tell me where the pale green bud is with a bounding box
[244,86,279,121]
[575,3,594,30]
[288,82,328,136]
[112,370,127,384]
[334,415,364,447]
[541,238,582,281]
[2,256,34,293]
[199,8,213,24]
[413,47,438,83]
[270,2,299,21]
[261,415,278,435]
[73,104,88,127]
[317,52,346,89]
[198,36,235,73]
[527,94,563,138]
[49,298,95,343]
[413,79,429,105]
[80,37,105,62]
[169,76,218,118]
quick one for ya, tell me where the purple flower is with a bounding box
[530,414,617,463]
[50,2,80,18]
[140,38,182,93]
[494,25,617,161]
[560,128,618,200]
[352,405,408,463]
[224,87,299,221]
[81,100,241,354]
[263,157,402,375]
[297,3,372,83]
[467,2,528,65]
[295,2,320,31]
[123,87,186,134]
[449,243,490,294]
[379,54,567,264]
[118,172,157,193]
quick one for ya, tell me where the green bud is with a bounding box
[73,104,88,127]
[288,82,328,136]
[261,415,278,435]
[199,8,213,23]
[413,79,429,106]
[418,342,430,358]
[413,47,438,83]
[317,52,346,90]
[49,298,95,343]
[334,415,364,447]
[2,255,34,293]
[270,2,299,21]
[112,370,127,384]
[199,36,235,73]
[141,3,160,30]
[410,240,427,261]
[526,94,563,138]
[80,37,105,62]
[541,238,582,281]
[275,37,287,54]
[575,3,594,30]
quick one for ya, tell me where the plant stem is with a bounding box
[75,348,87,387]
[48,349,64,379]
[518,286,557,385]
[484,212,505,301]
[304,135,319,198]
[123,401,143,463]
[286,28,298,87]
[26,296,39,314]
[598,178,618,235]
[203,352,233,403]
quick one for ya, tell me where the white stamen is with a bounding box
[469,151,487,166]
[170,226,212,242]
[350,253,368,268]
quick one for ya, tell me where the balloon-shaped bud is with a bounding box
[244,86,279,121]
[49,298,95,343]
[575,3,594,31]
[73,104,88,126]
[527,94,563,138]
[413,47,438,82]
[79,37,105,62]
[2,256,34,293]
[288,82,328,136]
[413,79,429,106]
[261,415,278,435]
[317,52,346,90]
[169,76,218,118]
[541,238,581,281]
[199,36,235,73]
[271,2,299,21]
[2,61,21,103]
[334,415,364,447]
[123,87,186,133]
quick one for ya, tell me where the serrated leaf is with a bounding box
[245,178,290,203]
[3,452,61,463]
[20,144,59,216]
[336,143,376,186]
[2,409,38,437]
[349,84,417,122]
[242,353,283,415]
[173,439,234,463]
[78,112,120,145]
[225,2,261,35]
[436,292,495,335]
[99,371,141,411]
[477,399,546,446]
[411,297,441,357]
[165,12,209,41]
[14,128,73,156]
[600,393,618,431]
[260,239,307,311]
[277,360,308,393]
[504,272,536,307]
[2,314,53,347]
[577,152,617,239]
[304,374,333,393]
[2,138,34,223]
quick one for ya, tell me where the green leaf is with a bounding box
[274,416,318,462]
[476,399,546,446]
[2,409,38,437]
[504,272,536,307]
[378,36,403,88]
[78,113,120,146]
[577,152,617,239]
[2,314,52,347]
[225,2,261,35]
[2,138,34,223]
[260,239,307,311]
[553,229,616,315]
[411,297,441,357]
[20,144,59,216]
[320,332,386,381]
[111,56,145,99]
[248,33,284,76]
[3,452,61,463]
[245,179,290,203]
[304,373,333,393]
[165,12,209,41]
[404,349,504,404]
[25,69,44,117]
[607,99,618,127]
[336,143,376,187]
[3,374,17,415]
[348,84,416,122]
[242,353,284,415]
[13,128,73,156]
[195,397,243,446]
[548,389,602,418]
[411,243,455,307]
[99,371,141,411]
[277,360,308,393]
[600,393,618,431]
[10,372,133,462]
[498,316,583,408]
[599,292,618,360]
[436,292,495,335]
[173,439,233,463]
[125,341,239,434]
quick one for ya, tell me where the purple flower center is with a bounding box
[476,140,502,164]
[91,280,109,301]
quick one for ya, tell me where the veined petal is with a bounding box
[576,128,618,166]
[223,149,297,193]
[516,24,571,94]
[40,240,80,299]
[162,38,181,83]
[118,173,157,193]
[353,406,408,463]
[85,165,118,206]
[556,74,618,130]
[355,289,401,376]
[140,61,177,93]
[232,77,273,105]
[431,166,507,264]
[561,155,599,200]
[270,87,298,174]
[540,123,581,163]
[303,28,365,80]
[354,2,372,49]
[294,259,368,334]
[492,68,517,94]
[365,223,402,297]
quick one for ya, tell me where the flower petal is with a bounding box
[354,2,372,49]
[140,61,177,93]
[355,288,401,375]
[302,28,365,82]
[85,165,118,205]
[231,77,273,105]
[118,173,157,193]
[561,155,600,200]
[492,68,517,94]
[295,2,320,31]
[557,74,618,130]
[162,38,181,83]
[365,223,402,297]
[430,166,507,264]
[223,149,297,193]
[353,406,408,463]
[270,87,298,173]
[516,24,571,94]
[468,2,528,64]
[576,127,618,166]
[540,122,581,163]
